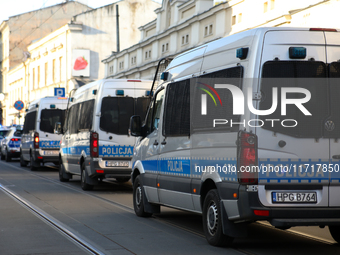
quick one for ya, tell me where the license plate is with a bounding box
[44,150,59,156]
[106,161,129,167]
[272,192,317,203]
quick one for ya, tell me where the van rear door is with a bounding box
[256,30,330,207]
[325,31,340,207]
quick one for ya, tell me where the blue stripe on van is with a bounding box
[61,145,132,157]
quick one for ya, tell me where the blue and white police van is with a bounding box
[20,96,68,170]
[129,27,340,246]
[57,79,153,190]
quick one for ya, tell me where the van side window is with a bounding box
[145,89,165,134]
[68,104,80,134]
[192,66,244,132]
[163,80,190,137]
[78,99,94,131]
[23,111,37,134]
[100,97,134,135]
[135,97,151,121]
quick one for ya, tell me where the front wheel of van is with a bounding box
[81,163,93,191]
[133,175,152,217]
[202,189,234,247]
[20,152,27,167]
[329,226,340,244]
[59,159,69,182]
[30,154,38,171]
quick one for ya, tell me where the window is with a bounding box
[204,24,213,36]
[260,61,328,138]
[149,50,151,58]
[67,104,80,134]
[192,66,244,132]
[145,89,165,134]
[264,2,268,13]
[238,13,242,23]
[40,109,65,134]
[45,62,48,86]
[166,43,169,51]
[78,100,94,130]
[119,61,124,70]
[100,97,134,135]
[162,43,169,53]
[232,15,236,25]
[181,35,189,46]
[53,59,56,83]
[23,111,37,134]
[32,68,35,89]
[59,57,62,82]
[145,51,148,59]
[37,66,40,87]
[145,50,152,60]
[131,56,137,65]
[270,0,275,10]
[163,80,190,137]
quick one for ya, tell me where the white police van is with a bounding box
[21,96,68,170]
[129,27,340,246]
[58,79,153,191]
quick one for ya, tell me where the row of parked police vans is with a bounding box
[18,27,340,246]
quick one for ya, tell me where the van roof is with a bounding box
[166,27,338,72]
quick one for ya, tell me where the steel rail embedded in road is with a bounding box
[0,184,106,255]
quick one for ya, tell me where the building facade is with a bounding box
[0,1,92,125]
[102,0,340,80]
[4,0,160,125]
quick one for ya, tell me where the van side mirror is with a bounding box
[54,122,63,134]
[129,115,142,137]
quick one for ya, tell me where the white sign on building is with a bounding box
[72,49,90,77]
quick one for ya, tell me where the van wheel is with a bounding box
[30,154,38,171]
[202,189,234,246]
[20,152,27,167]
[133,175,152,217]
[5,149,11,162]
[329,226,340,244]
[116,177,130,183]
[81,163,93,191]
[59,159,69,182]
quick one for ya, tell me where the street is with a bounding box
[0,159,339,255]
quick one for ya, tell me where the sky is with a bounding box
[0,0,162,24]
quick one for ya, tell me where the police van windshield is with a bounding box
[0,130,9,137]
[40,109,66,134]
[100,97,150,135]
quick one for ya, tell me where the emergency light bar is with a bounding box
[116,90,124,96]
[289,47,306,59]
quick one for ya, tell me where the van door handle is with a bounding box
[153,140,159,146]
[161,140,167,145]
[332,155,340,159]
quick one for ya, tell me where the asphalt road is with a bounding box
[0,159,340,255]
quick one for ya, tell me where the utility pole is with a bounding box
[116,5,120,53]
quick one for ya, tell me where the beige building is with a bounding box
[4,0,160,126]
[0,1,92,125]
[102,0,340,80]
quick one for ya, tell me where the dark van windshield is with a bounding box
[40,109,65,134]
[100,97,150,135]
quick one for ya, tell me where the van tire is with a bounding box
[5,149,11,162]
[116,177,130,183]
[59,159,69,182]
[133,175,152,217]
[0,151,4,160]
[20,152,28,167]
[329,226,340,244]
[202,189,234,247]
[81,162,93,191]
[30,154,38,171]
